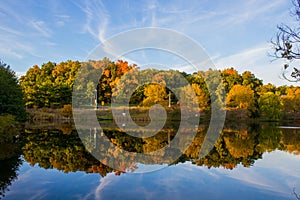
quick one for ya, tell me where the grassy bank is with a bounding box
[26,106,300,127]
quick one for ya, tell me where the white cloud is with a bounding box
[16,71,26,77]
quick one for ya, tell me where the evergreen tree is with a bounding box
[0,61,26,121]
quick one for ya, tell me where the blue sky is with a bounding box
[0,0,298,85]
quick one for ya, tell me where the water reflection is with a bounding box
[20,123,300,174]
[0,142,22,199]
[22,128,115,177]
[1,123,300,199]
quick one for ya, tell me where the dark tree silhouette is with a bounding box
[293,187,300,200]
[271,0,300,82]
[0,60,26,121]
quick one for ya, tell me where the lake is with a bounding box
[1,122,300,200]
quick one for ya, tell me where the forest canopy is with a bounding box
[19,58,300,120]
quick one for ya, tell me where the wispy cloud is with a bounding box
[0,33,38,59]
[0,47,23,59]
[0,1,57,61]
[0,26,21,35]
[214,44,270,69]
[0,1,26,24]
[212,43,298,86]
[53,14,70,27]
[29,20,52,37]
[125,0,288,35]
[211,0,287,27]
[82,173,116,200]
[74,0,109,43]
[213,44,282,84]
[54,14,71,27]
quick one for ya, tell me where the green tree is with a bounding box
[19,65,41,108]
[86,81,96,105]
[257,126,282,153]
[130,85,146,105]
[180,84,209,110]
[204,69,226,109]
[0,61,26,121]
[258,92,282,120]
[0,115,21,143]
[241,71,263,92]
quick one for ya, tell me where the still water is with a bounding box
[1,122,300,200]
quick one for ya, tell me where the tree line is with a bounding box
[19,58,300,120]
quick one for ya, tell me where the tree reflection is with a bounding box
[22,129,115,176]
[0,142,22,199]
[21,124,300,177]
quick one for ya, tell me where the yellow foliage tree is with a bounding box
[226,84,255,109]
[281,87,300,113]
[142,84,168,106]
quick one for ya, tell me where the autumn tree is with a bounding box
[187,72,207,88]
[98,59,135,104]
[221,68,242,93]
[142,84,168,106]
[280,86,300,113]
[180,84,209,110]
[226,85,255,109]
[256,83,277,95]
[187,71,209,96]
[20,61,81,108]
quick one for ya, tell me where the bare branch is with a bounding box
[270,1,300,82]
[293,187,300,200]
[282,66,300,82]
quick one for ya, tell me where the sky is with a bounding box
[0,0,298,86]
